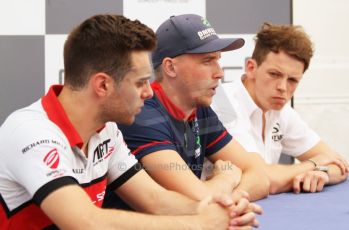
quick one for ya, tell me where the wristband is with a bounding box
[306,159,317,168]
[314,165,329,174]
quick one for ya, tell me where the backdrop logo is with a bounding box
[43,148,60,169]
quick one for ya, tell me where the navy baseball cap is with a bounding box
[152,14,245,68]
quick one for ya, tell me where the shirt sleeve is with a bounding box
[1,120,77,205]
[118,104,178,160]
[106,123,141,190]
[281,106,320,157]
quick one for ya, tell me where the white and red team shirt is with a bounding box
[0,85,140,229]
[212,77,320,164]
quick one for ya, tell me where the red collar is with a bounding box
[41,85,84,148]
[151,81,196,121]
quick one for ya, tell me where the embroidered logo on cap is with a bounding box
[201,18,211,27]
[197,17,216,40]
[197,28,216,40]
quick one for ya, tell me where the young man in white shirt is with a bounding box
[213,23,348,194]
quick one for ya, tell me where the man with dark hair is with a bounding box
[212,22,348,194]
[0,14,259,229]
[116,14,270,204]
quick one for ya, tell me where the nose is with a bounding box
[213,62,224,80]
[142,80,153,99]
[277,78,287,92]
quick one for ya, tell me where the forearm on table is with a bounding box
[204,172,239,196]
[94,208,201,230]
[235,169,269,201]
[42,184,201,230]
[327,164,348,185]
[148,189,200,215]
[267,161,315,194]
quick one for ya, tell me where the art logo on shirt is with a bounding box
[271,122,283,142]
[93,139,114,165]
[43,148,60,169]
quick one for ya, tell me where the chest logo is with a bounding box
[192,118,201,158]
[271,123,283,142]
[93,139,114,165]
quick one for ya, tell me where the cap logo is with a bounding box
[201,18,211,27]
[197,28,216,40]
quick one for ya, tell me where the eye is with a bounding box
[288,78,299,84]
[136,79,148,88]
[202,57,216,65]
[269,71,280,78]
[202,59,211,65]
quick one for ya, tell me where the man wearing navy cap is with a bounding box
[116,14,270,205]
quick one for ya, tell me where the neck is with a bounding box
[242,75,268,113]
[243,76,267,142]
[158,80,195,120]
[58,86,103,147]
[242,75,255,101]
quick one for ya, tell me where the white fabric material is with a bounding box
[212,77,320,164]
[0,100,137,211]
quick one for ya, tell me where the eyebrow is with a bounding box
[135,72,153,81]
[138,75,152,81]
[288,75,302,80]
[269,68,302,79]
[202,54,220,61]
[129,65,153,75]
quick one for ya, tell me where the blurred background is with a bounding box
[0,0,348,159]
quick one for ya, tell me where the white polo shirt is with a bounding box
[0,85,140,229]
[212,77,320,164]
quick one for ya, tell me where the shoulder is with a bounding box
[1,101,62,140]
[0,101,69,155]
[277,105,302,124]
[130,97,171,129]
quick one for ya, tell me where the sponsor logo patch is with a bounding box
[201,18,211,27]
[22,139,67,154]
[46,169,66,178]
[271,123,283,142]
[93,139,115,166]
[43,148,60,169]
[197,28,216,40]
[72,168,84,174]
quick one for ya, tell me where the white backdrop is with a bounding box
[2,0,347,159]
[293,0,349,159]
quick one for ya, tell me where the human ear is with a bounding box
[245,58,257,73]
[90,72,113,97]
[162,58,177,78]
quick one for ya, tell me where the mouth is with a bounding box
[273,97,287,104]
[135,105,143,113]
[210,85,218,94]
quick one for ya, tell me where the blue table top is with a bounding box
[256,179,349,230]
